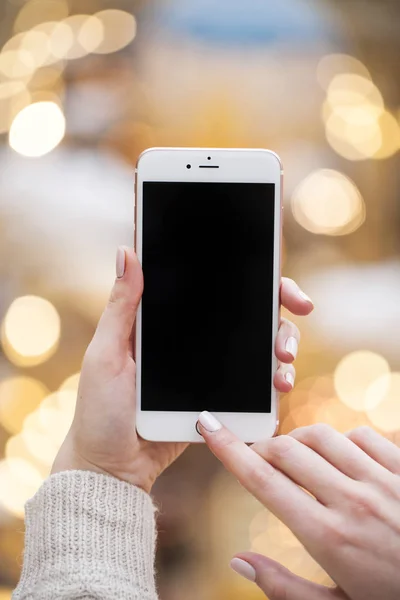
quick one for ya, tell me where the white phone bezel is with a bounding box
[135,147,283,443]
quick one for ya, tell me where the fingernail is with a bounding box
[285,336,298,359]
[198,410,222,432]
[116,247,126,279]
[285,372,295,388]
[230,558,256,582]
[298,289,313,304]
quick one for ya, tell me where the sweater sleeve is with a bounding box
[12,470,159,600]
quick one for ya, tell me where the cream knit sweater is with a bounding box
[12,470,158,600]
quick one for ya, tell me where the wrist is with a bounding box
[51,439,154,494]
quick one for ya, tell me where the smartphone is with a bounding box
[134,147,282,443]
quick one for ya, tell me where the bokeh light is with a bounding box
[51,15,104,60]
[316,397,373,433]
[366,373,400,432]
[21,411,60,467]
[317,54,371,90]
[326,74,383,114]
[93,10,137,54]
[60,372,80,393]
[291,169,365,236]
[38,390,76,445]
[0,85,31,134]
[2,30,52,69]
[9,101,66,157]
[0,376,49,434]
[0,49,36,80]
[14,0,69,33]
[1,295,61,366]
[0,458,43,519]
[374,110,400,159]
[250,510,330,585]
[334,351,390,412]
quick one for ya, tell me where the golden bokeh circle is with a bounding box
[1,295,61,366]
[334,351,390,412]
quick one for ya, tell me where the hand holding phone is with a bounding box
[52,246,312,491]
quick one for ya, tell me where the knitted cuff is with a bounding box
[13,471,158,600]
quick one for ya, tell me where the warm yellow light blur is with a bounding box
[316,398,372,433]
[0,589,12,600]
[9,101,66,157]
[366,373,400,432]
[0,49,35,79]
[334,351,390,412]
[326,74,384,114]
[0,376,49,434]
[38,391,76,445]
[322,74,388,160]
[1,295,61,366]
[60,372,80,393]
[0,86,31,134]
[14,0,69,33]
[93,10,137,54]
[250,510,329,585]
[51,15,103,60]
[325,121,381,161]
[6,433,50,479]
[0,458,43,519]
[28,65,64,90]
[317,54,371,90]
[0,80,26,100]
[2,30,52,69]
[374,110,400,159]
[21,411,60,467]
[291,169,365,236]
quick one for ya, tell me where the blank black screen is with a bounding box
[141,181,275,413]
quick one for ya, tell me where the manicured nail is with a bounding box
[285,336,298,359]
[116,247,126,279]
[285,372,295,388]
[230,558,256,582]
[298,289,313,304]
[198,411,222,432]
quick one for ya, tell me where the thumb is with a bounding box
[94,247,143,352]
[230,553,342,600]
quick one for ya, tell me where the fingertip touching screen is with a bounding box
[141,181,275,413]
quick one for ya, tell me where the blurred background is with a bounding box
[0,0,400,597]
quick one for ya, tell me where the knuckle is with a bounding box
[291,423,334,444]
[247,461,276,493]
[267,578,289,600]
[307,423,335,443]
[347,426,375,445]
[268,435,296,459]
[344,484,380,520]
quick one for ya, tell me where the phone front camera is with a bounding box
[207,156,211,160]
[186,164,191,169]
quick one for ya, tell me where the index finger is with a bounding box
[197,411,326,542]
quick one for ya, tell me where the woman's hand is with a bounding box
[199,418,400,600]
[52,246,313,493]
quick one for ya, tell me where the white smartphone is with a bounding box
[134,147,282,443]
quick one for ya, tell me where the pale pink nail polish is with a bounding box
[230,558,256,582]
[285,372,295,388]
[116,247,126,279]
[285,336,298,359]
[298,289,313,304]
[198,411,222,432]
